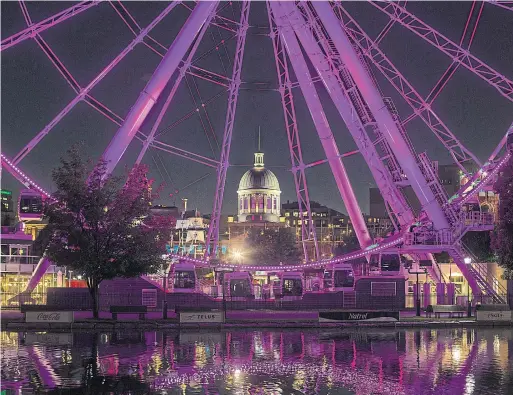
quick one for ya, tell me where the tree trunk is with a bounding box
[88,282,100,319]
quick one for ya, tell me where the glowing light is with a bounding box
[464,257,472,264]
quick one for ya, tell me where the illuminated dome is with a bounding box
[239,168,280,191]
[237,151,281,223]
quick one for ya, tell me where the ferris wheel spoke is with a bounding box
[206,0,251,257]
[487,0,513,12]
[155,91,226,140]
[108,1,174,58]
[149,141,219,169]
[271,1,373,249]
[136,6,218,166]
[267,1,319,261]
[1,1,102,52]
[16,3,131,130]
[11,2,180,166]
[333,3,482,171]
[403,1,484,123]
[184,75,219,159]
[369,1,513,103]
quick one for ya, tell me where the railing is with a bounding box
[403,229,454,246]
[1,255,41,265]
[0,256,65,274]
[404,293,510,310]
[461,211,494,227]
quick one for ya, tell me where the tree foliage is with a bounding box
[333,234,360,256]
[462,232,495,263]
[492,154,513,279]
[246,228,301,265]
[36,147,175,317]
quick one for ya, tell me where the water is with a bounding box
[1,328,512,394]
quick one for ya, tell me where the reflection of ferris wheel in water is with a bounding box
[1,2,513,300]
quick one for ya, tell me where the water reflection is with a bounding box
[1,328,512,394]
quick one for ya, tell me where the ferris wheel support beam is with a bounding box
[1,1,102,52]
[12,2,181,166]
[369,1,513,103]
[313,2,450,231]
[271,1,372,248]
[267,2,319,261]
[283,2,414,228]
[101,1,218,176]
[206,1,251,258]
[136,6,216,165]
[333,4,482,171]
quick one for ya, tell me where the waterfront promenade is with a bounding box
[2,308,511,331]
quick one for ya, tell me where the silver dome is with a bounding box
[238,167,280,191]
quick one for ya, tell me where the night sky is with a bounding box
[2,2,512,216]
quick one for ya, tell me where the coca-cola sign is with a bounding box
[37,312,60,320]
[26,311,74,323]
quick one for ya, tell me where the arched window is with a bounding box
[267,196,272,210]
[244,196,248,210]
[250,195,256,211]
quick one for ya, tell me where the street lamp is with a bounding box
[408,267,428,317]
[232,250,244,264]
[464,257,472,317]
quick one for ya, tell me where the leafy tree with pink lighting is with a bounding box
[36,147,175,318]
[247,228,301,266]
[492,153,513,279]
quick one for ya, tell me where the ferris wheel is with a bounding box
[1,2,512,298]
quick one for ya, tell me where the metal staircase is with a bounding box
[453,245,507,304]
[418,152,459,225]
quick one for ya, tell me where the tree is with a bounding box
[246,228,301,265]
[36,147,175,318]
[462,232,495,263]
[333,234,360,256]
[492,154,513,279]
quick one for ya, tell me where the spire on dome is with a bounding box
[254,127,264,167]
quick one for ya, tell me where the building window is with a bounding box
[258,195,264,211]
[267,197,272,210]
[273,197,277,210]
[293,212,298,217]
[244,197,248,210]
[285,212,290,217]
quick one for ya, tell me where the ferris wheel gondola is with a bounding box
[17,189,44,222]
